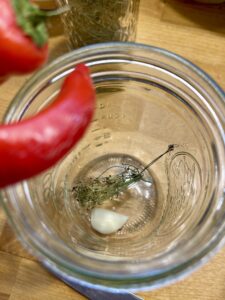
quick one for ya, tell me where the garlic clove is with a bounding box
[90,208,128,235]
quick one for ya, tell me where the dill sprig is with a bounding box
[72,145,175,209]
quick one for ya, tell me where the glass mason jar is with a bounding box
[1,43,225,291]
[56,0,140,48]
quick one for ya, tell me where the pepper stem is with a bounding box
[11,0,69,48]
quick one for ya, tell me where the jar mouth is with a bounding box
[1,42,225,291]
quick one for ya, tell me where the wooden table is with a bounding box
[0,1,225,299]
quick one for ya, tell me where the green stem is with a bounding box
[140,144,175,174]
[12,0,48,47]
[12,0,69,47]
[100,145,175,201]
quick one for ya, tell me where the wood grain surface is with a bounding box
[0,1,225,299]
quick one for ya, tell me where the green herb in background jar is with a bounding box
[56,0,140,49]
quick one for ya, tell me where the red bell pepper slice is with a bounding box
[0,64,95,187]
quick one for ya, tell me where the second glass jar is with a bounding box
[56,0,140,49]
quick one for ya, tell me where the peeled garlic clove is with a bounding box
[91,208,128,235]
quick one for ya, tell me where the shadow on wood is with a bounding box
[163,0,225,35]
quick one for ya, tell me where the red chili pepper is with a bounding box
[0,0,48,80]
[0,64,95,188]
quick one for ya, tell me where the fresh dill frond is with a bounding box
[72,145,175,209]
